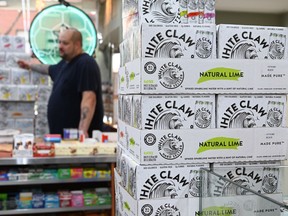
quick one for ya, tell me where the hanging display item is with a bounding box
[29,3,97,64]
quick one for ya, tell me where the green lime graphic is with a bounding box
[29,4,97,64]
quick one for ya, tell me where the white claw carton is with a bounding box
[120,23,216,64]
[117,119,288,165]
[0,35,13,52]
[120,58,288,94]
[119,152,206,200]
[118,182,199,216]
[216,94,287,128]
[11,68,30,85]
[0,67,11,84]
[131,94,216,130]
[122,0,181,37]
[201,194,282,216]
[141,23,216,59]
[187,0,216,24]
[122,0,181,22]
[0,85,18,100]
[117,175,282,216]
[209,161,281,197]
[217,24,288,59]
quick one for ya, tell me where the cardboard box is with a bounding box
[119,153,206,199]
[13,36,26,53]
[187,0,215,24]
[5,52,30,68]
[33,143,55,157]
[14,119,34,133]
[209,161,281,197]
[216,94,287,128]
[117,120,288,165]
[54,143,115,156]
[120,58,288,94]
[31,72,49,85]
[122,95,133,126]
[200,193,282,216]
[217,24,288,59]
[0,67,11,84]
[118,182,199,216]
[122,0,181,38]
[122,0,180,21]
[0,36,13,52]
[18,85,37,101]
[11,68,30,85]
[129,94,215,130]
[0,85,18,100]
[120,23,216,65]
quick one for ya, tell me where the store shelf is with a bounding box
[0,205,112,215]
[0,155,116,165]
[0,177,111,186]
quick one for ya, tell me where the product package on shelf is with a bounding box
[119,23,217,66]
[0,101,34,119]
[122,0,181,38]
[217,24,288,60]
[117,182,199,216]
[122,0,216,38]
[11,68,30,85]
[200,193,283,216]
[117,119,288,165]
[119,152,207,200]
[209,161,282,197]
[0,84,18,100]
[216,94,287,128]
[119,58,288,94]
[0,129,20,158]
[120,94,215,130]
[13,133,34,158]
[0,35,26,53]
[0,67,10,84]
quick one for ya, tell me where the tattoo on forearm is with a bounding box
[81,107,89,121]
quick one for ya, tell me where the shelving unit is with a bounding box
[0,205,112,215]
[0,155,117,215]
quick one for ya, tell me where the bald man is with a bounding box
[18,28,104,138]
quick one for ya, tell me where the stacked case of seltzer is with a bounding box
[116,1,288,215]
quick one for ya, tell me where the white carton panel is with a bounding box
[201,194,282,216]
[120,58,288,94]
[210,161,281,197]
[120,23,217,64]
[118,120,288,165]
[217,94,287,128]
[118,153,206,200]
[217,24,288,60]
[131,94,216,130]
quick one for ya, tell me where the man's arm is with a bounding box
[17,60,50,75]
[78,91,96,137]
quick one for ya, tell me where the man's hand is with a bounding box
[17,60,31,70]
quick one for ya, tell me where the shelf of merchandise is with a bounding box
[0,155,116,165]
[0,177,111,186]
[0,155,117,215]
[0,205,112,215]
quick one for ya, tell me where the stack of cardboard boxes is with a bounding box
[0,35,51,138]
[116,1,288,215]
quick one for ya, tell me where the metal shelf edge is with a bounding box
[0,205,112,215]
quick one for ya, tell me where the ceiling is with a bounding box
[216,0,288,14]
[1,0,288,14]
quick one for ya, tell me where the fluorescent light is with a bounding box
[0,1,7,7]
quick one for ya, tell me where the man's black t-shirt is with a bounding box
[48,53,104,137]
